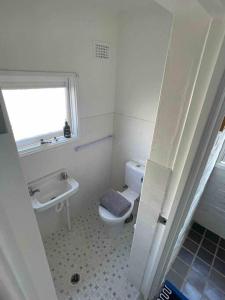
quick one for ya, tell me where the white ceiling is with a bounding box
[27,0,225,17]
[82,0,157,13]
[75,0,225,16]
[198,0,225,16]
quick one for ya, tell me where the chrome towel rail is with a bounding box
[74,135,113,152]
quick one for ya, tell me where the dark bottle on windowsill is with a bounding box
[63,121,71,138]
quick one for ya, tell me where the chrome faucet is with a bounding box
[29,187,40,196]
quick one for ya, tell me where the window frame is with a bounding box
[0,71,79,155]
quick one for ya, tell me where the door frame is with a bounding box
[147,59,225,299]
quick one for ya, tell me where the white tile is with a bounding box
[115,7,172,122]
[43,201,140,300]
[111,113,154,190]
[140,160,171,208]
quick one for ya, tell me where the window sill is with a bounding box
[18,136,76,157]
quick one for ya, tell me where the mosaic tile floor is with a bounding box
[166,222,225,300]
[43,203,139,300]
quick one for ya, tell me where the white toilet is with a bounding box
[98,160,145,236]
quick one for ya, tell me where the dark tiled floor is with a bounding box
[178,248,194,265]
[166,222,225,300]
[197,247,214,265]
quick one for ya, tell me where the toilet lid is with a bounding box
[99,200,134,222]
[99,205,119,221]
[98,188,138,222]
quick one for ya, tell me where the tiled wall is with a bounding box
[111,6,172,190]
[195,165,225,239]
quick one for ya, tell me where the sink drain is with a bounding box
[71,273,80,285]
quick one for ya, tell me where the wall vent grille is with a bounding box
[95,42,110,59]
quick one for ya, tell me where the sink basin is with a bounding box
[29,169,79,212]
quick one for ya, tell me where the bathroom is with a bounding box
[0,0,172,299]
[2,1,225,300]
[4,1,171,238]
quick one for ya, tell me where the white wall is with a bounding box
[128,0,217,294]
[111,4,172,190]
[20,115,114,236]
[142,12,225,298]
[0,0,174,237]
[0,0,117,237]
[195,165,225,238]
[150,3,211,169]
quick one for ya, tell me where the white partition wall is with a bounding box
[128,1,212,294]
[138,6,225,300]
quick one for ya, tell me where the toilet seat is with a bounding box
[98,188,139,225]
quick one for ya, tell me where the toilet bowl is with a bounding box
[98,161,145,237]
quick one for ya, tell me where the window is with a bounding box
[0,71,78,154]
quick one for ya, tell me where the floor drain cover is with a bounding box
[71,273,80,285]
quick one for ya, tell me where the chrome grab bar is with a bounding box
[74,135,113,152]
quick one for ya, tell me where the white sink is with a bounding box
[29,169,79,212]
